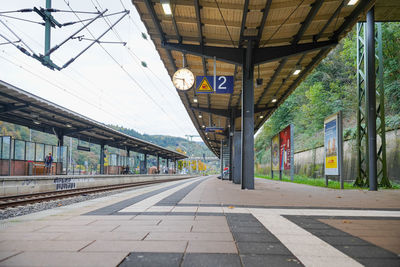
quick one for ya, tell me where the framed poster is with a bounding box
[279,125,291,170]
[271,134,280,171]
[324,113,339,175]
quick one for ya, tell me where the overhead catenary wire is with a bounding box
[0,18,145,127]
[91,0,178,101]
[1,2,196,137]
[0,17,128,110]
[0,52,132,126]
[63,0,192,136]
[88,0,193,135]
[0,14,44,25]
[0,18,36,56]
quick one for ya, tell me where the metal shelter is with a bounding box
[131,0,399,189]
[0,80,187,174]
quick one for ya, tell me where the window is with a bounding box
[26,142,35,161]
[36,143,44,161]
[14,140,25,160]
[1,137,11,159]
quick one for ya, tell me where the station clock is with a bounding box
[172,68,194,91]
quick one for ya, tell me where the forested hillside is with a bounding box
[109,125,213,157]
[255,23,400,164]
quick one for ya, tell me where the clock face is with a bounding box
[172,68,194,90]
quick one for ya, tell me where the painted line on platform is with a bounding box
[118,177,207,213]
[253,213,363,267]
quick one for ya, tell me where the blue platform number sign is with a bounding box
[196,76,233,94]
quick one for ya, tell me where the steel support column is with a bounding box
[366,7,377,191]
[58,134,64,175]
[100,144,105,174]
[233,131,242,184]
[157,154,160,174]
[44,0,52,62]
[144,154,148,174]
[228,110,235,181]
[174,159,177,173]
[220,141,224,179]
[241,40,255,189]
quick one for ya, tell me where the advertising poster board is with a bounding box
[271,135,280,171]
[324,113,340,176]
[279,125,291,170]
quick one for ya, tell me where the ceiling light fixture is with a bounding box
[66,123,72,128]
[293,64,301,75]
[271,98,277,103]
[198,113,202,118]
[161,0,172,15]
[347,0,358,5]
[193,96,198,103]
[33,120,41,125]
[259,115,264,119]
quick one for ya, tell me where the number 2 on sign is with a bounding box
[218,76,227,90]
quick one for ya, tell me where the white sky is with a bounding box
[0,0,200,140]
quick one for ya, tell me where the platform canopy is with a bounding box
[0,80,187,160]
[131,0,398,156]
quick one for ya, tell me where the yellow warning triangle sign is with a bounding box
[197,77,214,92]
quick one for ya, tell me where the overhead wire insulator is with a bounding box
[141,32,147,40]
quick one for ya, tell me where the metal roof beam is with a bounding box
[291,0,324,45]
[63,127,94,135]
[162,42,243,65]
[0,103,29,114]
[253,40,336,65]
[331,0,372,41]
[191,106,272,118]
[0,114,54,135]
[239,0,250,47]
[255,0,272,47]
[191,107,230,117]
[162,40,336,66]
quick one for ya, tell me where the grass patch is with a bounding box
[255,173,399,190]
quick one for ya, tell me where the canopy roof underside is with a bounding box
[131,0,399,156]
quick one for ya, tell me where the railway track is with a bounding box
[0,177,189,209]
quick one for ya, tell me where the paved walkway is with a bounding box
[0,176,399,266]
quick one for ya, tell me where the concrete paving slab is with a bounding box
[0,232,61,241]
[0,251,22,262]
[145,232,234,241]
[82,240,188,253]
[191,225,230,233]
[119,252,183,267]
[0,251,128,267]
[37,225,117,233]
[186,241,238,253]
[0,240,92,252]
[240,254,303,267]
[54,231,148,241]
[115,225,192,232]
[182,253,241,267]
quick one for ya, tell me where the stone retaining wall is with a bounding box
[257,129,399,183]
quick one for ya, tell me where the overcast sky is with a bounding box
[0,0,200,140]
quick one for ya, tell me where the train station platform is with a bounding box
[0,176,399,266]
